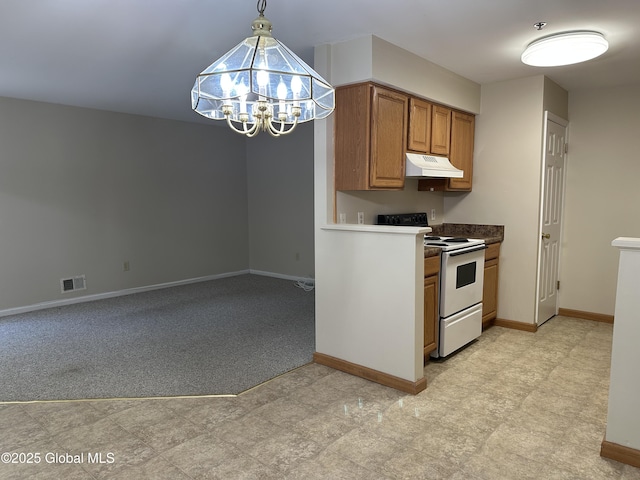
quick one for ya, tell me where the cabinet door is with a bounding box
[334,84,371,191]
[484,242,501,262]
[408,98,432,153]
[424,274,438,356]
[369,86,408,189]
[431,105,451,156]
[482,258,499,325]
[448,111,475,191]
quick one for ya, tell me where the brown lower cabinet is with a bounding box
[482,242,501,327]
[424,256,440,356]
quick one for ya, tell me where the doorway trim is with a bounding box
[535,111,569,326]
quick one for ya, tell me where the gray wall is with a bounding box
[445,75,569,324]
[445,75,548,324]
[0,96,250,311]
[561,83,640,315]
[447,78,640,319]
[246,122,315,279]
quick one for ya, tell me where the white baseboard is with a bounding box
[0,270,250,318]
[249,269,315,284]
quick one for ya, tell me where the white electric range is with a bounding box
[378,214,487,358]
[424,235,487,357]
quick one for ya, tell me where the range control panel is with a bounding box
[376,212,429,227]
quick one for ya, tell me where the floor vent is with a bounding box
[61,275,86,293]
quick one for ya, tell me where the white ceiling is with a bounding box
[2,0,640,124]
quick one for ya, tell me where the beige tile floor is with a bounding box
[1,316,640,479]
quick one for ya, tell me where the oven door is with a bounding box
[440,245,486,318]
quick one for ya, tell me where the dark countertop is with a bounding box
[431,223,504,244]
[424,223,504,257]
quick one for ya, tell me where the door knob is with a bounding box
[541,233,550,239]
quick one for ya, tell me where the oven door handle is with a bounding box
[448,245,488,257]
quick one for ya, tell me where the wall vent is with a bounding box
[60,275,86,293]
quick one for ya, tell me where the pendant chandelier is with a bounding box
[191,0,335,137]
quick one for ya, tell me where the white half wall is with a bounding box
[606,238,640,450]
[316,225,427,382]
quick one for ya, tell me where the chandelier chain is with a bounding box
[257,0,267,16]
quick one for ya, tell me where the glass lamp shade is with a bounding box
[191,22,334,134]
[521,31,609,67]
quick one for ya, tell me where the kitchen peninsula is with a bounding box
[314,223,431,394]
[314,222,504,394]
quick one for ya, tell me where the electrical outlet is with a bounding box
[123,261,130,272]
[339,213,346,224]
[295,252,300,261]
[431,209,436,221]
[357,212,364,224]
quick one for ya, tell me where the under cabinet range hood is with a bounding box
[405,153,463,178]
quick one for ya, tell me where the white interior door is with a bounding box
[536,112,568,326]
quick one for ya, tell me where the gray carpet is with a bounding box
[0,274,315,401]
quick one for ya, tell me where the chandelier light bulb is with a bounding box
[220,72,232,97]
[277,77,287,100]
[257,69,269,87]
[291,75,302,98]
[236,80,248,113]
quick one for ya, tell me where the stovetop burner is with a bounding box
[425,236,470,243]
[424,235,485,251]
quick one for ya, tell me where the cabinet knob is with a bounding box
[541,233,551,239]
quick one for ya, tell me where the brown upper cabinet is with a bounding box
[448,111,475,191]
[408,98,432,153]
[335,82,475,192]
[430,105,452,156]
[408,100,452,157]
[334,83,408,191]
[418,109,475,192]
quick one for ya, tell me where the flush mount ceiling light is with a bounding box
[521,30,609,67]
[191,0,335,137]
